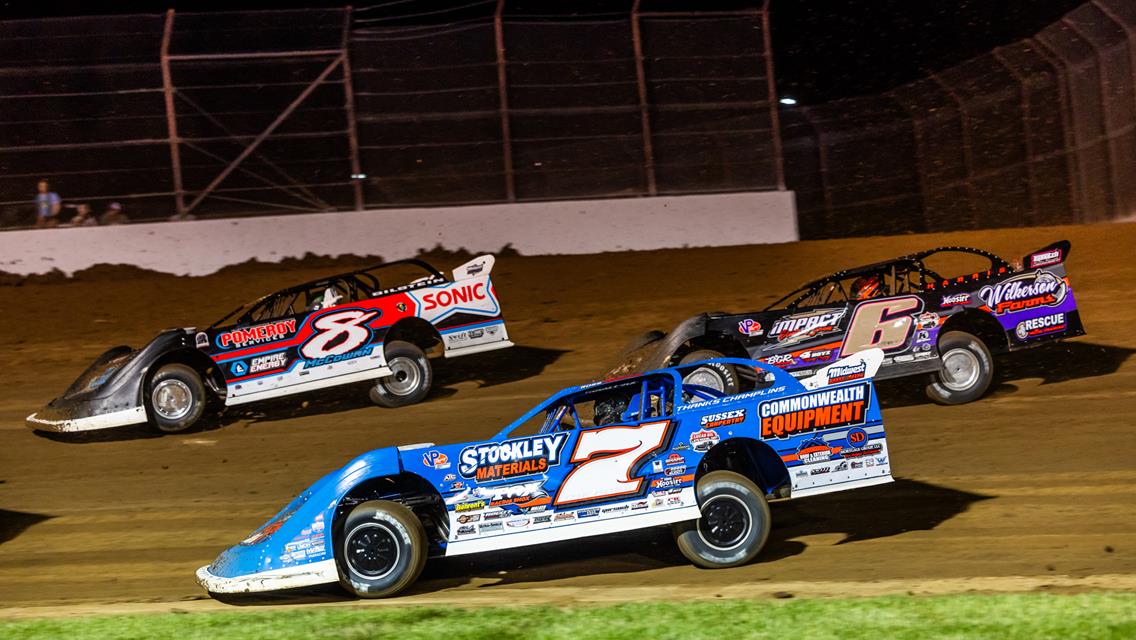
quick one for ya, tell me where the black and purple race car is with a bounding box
[623,241,1085,405]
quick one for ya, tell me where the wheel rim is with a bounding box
[151,379,193,420]
[940,348,980,392]
[345,522,400,579]
[382,356,421,397]
[697,495,751,551]
[684,367,725,393]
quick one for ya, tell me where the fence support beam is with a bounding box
[990,48,1041,225]
[631,0,657,196]
[160,9,186,218]
[184,56,344,215]
[494,0,516,202]
[342,6,365,211]
[762,0,786,190]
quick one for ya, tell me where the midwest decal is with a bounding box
[216,319,296,349]
[760,382,870,438]
[826,361,867,384]
[458,433,568,481]
[978,270,1067,315]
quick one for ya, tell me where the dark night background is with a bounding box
[0,0,1089,104]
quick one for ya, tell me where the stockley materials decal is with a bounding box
[764,308,847,348]
[458,433,568,481]
[759,382,870,438]
[978,270,1067,315]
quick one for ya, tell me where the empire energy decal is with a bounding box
[459,433,568,481]
[759,382,870,438]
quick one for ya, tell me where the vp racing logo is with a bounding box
[300,309,379,366]
[978,270,1067,315]
[765,308,846,348]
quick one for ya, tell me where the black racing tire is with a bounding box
[369,341,432,408]
[336,500,427,598]
[679,349,739,395]
[673,471,771,569]
[146,363,206,434]
[925,330,994,405]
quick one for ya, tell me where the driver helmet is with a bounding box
[851,275,882,300]
[593,394,630,426]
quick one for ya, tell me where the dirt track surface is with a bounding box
[1,222,1134,617]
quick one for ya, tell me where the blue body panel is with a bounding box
[209,356,890,582]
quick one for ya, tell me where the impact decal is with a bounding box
[217,319,296,349]
[1015,312,1067,339]
[765,308,847,348]
[700,409,746,429]
[458,433,568,481]
[760,382,870,439]
[978,270,1067,315]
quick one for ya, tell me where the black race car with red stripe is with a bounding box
[619,241,1084,405]
[28,255,513,434]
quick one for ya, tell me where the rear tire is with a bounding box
[679,349,739,395]
[369,341,432,408]
[673,471,771,569]
[146,363,205,433]
[337,500,427,598]
[925,330,993,405]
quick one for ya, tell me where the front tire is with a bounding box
[925,330,993,405]
[369,341,432,408]
[672,470,771,569]
[679,349,739,395]
[146,363,205,433]
[337,500,427,598]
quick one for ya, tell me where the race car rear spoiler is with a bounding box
[453,255,495,280]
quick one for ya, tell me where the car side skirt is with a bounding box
[443,339,514,359]
[789,474,893,499]
[195,559,338,594]
[224,366,393,407]
[25,406,147,432]
[444,503,702,557]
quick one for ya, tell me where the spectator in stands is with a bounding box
[100,202,129,225]
[34,179,61,228]
[70,203,98,227]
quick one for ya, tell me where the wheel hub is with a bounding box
[684,367,724,393]
[940,348,980,392]
[381,357,420,396]
[152,379,192,420]
[345,522,399,579]
[697,495,751,550]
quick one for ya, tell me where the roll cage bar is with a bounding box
[209,259,446,329]
[764,246,1012,311]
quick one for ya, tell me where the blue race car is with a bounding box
[197,350,892,598]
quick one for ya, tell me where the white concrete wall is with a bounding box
[0,191,797,277]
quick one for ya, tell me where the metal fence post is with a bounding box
[762,0,785,190]
[630,0,657,196]
[342,6,365,212]
[160,9,186,218]
[494,0,516,202]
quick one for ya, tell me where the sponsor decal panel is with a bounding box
[766,308,847,347]
[759,382,870,439]
[479,522,503,533]
[249,352,289,374]
[423,283,488,311]
[1029,248,1063,269]
[781,437,842,464]
[458,433,568,481]
[798,348,835,363]
[761,353,795,368]
[737,318,764,337]
[217,319,297,349]
[454,500,486,512]
[940,293,971,307]
[700,409,746,429]
[689,429,720,452]
[651,474,694,489]
[978,270,1068,315]
[1015,312,1067,340]
[456,525,477,536]
[827,361,866,384]
[423,450,451,469]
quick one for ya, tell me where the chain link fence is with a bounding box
[784,0,1136,238]
[0,1,782,227]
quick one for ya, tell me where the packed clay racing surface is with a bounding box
[1,222,1134,617]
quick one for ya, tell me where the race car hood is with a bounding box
[30,329,194,427]
[206,446,404,579]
